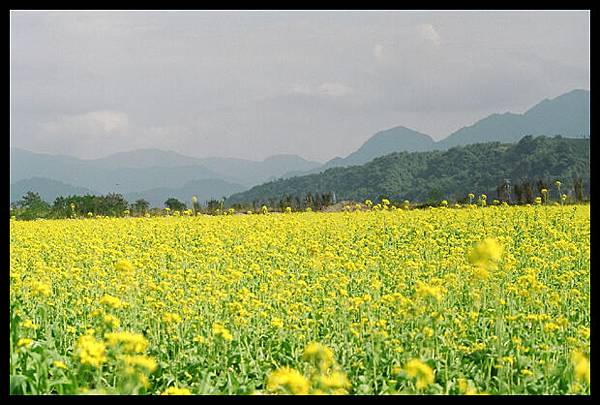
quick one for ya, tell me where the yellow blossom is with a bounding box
[303,342,336,371]
[52,360,68,369]
[266,367,310,395]
[572,352,590,384]
[104,331,149,354]
[115,259,135,273]
[119,354,157,373]
[404,359,435,390]
[99,294,123,309]
[17,338,33,349]
[76,335,107,368]
[212,322,233,341]
[161,386,192,395]
[318,371,351,392]
[468,238,503,271]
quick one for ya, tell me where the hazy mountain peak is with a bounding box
[262,154,318,164]
[321,125,435,169]
[10,89,589,204]
[524,88,589,116]
[436,89,589,149]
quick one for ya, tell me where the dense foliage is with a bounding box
[226,136,589,208]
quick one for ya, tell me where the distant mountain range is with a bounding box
[10,177,96,204]
[283,89,589,177]
[226,136,590,206]
[123,179,247,208]
[10,89,589,206]
[9,148,320,204]
[435,88,589,149]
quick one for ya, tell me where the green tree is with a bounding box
[164,198,186,212]
[206,199,222,215]
[15,191,51,220]
[100,193,129,217]
[132,199,150,216]
[573,175,584,202]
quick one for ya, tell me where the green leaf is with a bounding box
[10,375,28,395]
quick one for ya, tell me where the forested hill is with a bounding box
[225,136,590,207]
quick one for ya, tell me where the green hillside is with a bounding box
[226,136,589,207]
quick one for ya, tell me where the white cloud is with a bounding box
[40,111,129,137]
[418,23,441,46]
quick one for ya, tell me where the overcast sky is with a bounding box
[10,10,590,162]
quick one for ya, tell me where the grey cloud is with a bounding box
[10,10,589,161]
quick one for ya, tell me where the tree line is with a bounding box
[10,136,590,219]
[10,189,344,220]
[224,135,590,207]
[9,193,207,220]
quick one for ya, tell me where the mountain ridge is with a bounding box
[10,177,98,204]
[10,147,321,194]
[226,136,590,207]
[275,88,589,180]
[11,89,589,205]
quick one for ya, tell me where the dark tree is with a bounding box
[522,180,534,204]
[573,175,584,202]
[18,191,47,209]
[101,193,129,216]
[497,179,512,203]
[279,194,293,211]
[15,191,51,220]
[513,183,523,204]
[314,194,322,210]
[132,199,150,215]
[164,198,187,212]
[305,192,314,209]
[206,199,222,215]
[536,179,550,196]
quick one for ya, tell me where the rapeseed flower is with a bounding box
[162,312,182,325]
[52,360,68,369]
[468,238,503,272]
[99,294,123,309]
[21,319,38,330]
[415,281,444,302]
[104,331,148,354]
[31,281,52,297]
[317,371,351,392]
[404,359,435,390]
[161,386,192,395]
[76,335,107,368]
[212,322,233,341]
[303,342,336,371]
[118,354,157,373]
[572,351,590,384]
[115,259,135,273]
[17,338,33,349]
[266,367,310,395]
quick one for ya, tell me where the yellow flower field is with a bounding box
[9,205,590,395]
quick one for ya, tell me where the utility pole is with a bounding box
[504,179,511,204]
